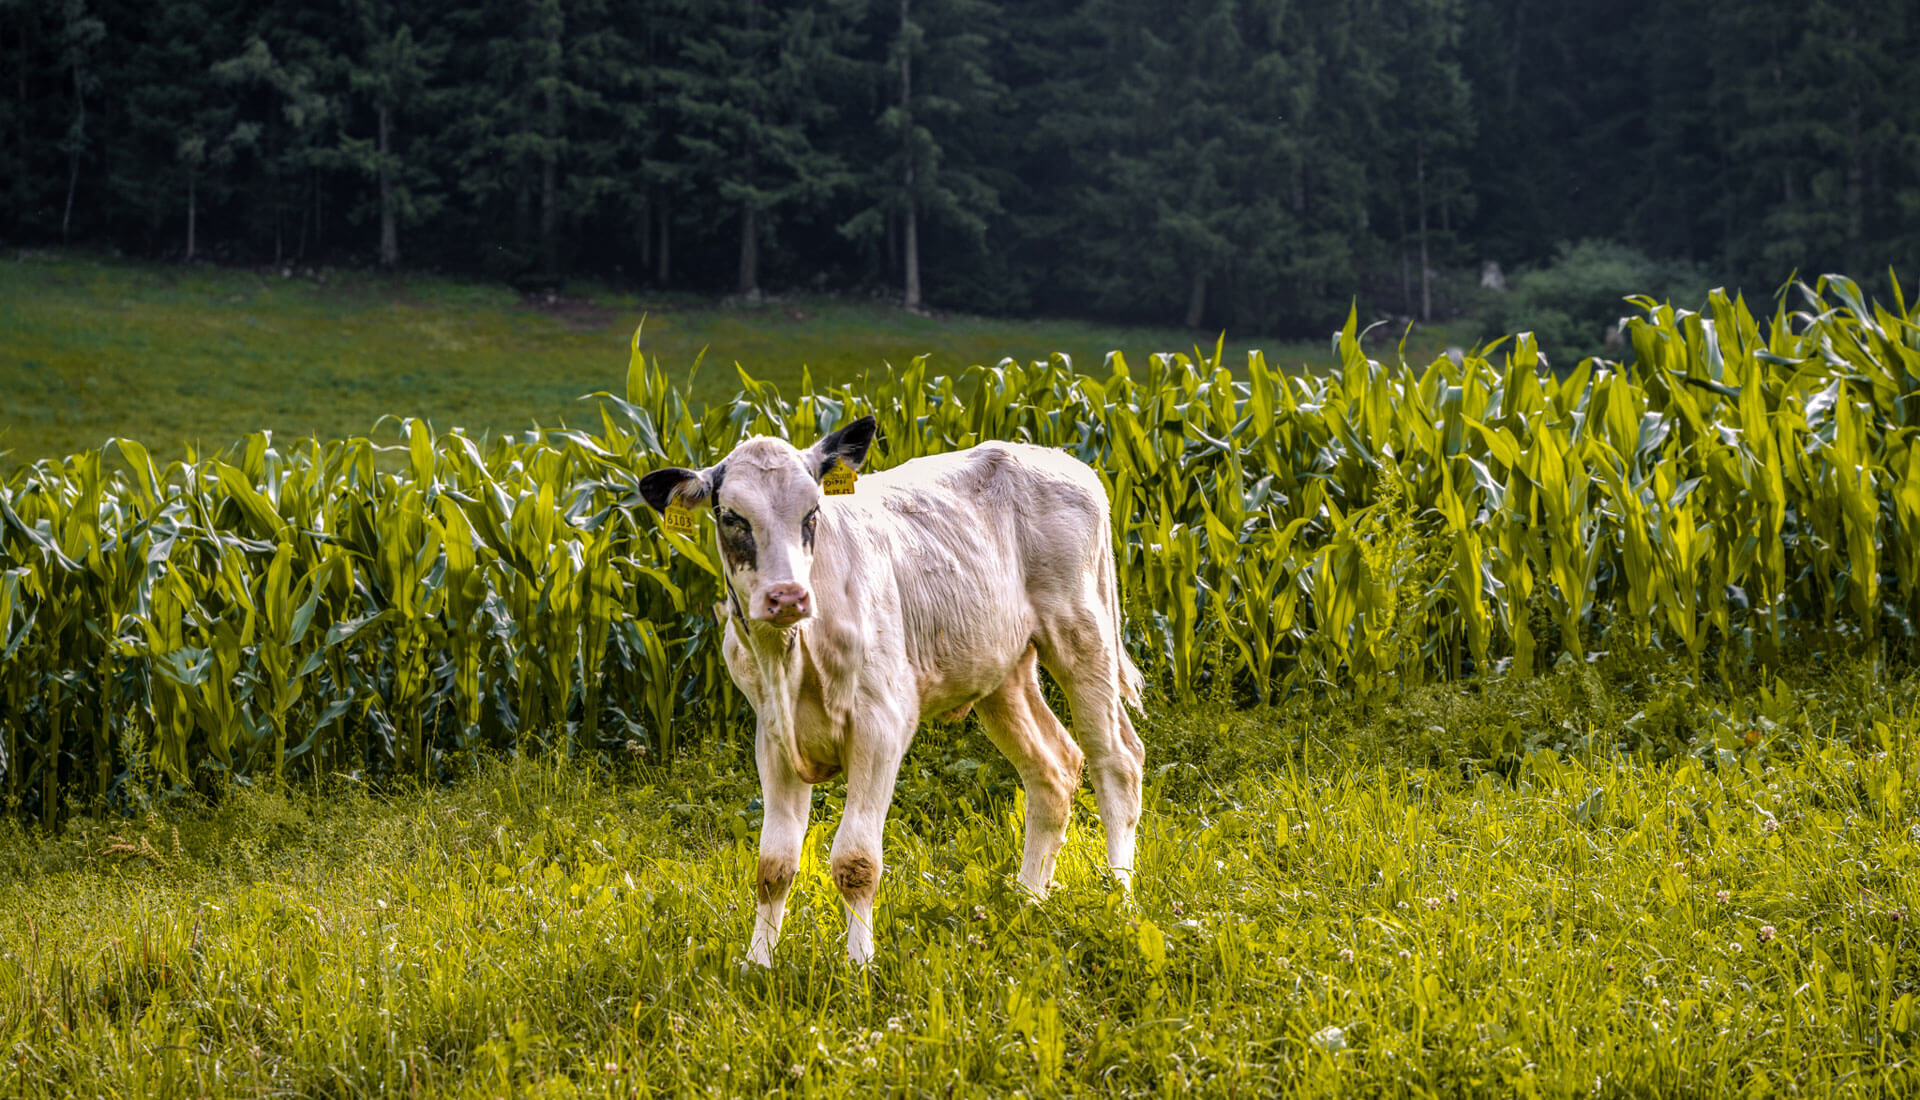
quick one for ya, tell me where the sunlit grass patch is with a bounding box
[2,675,1914,1097]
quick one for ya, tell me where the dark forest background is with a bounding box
[4,0,1916,338]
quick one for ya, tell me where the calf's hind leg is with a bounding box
[1037,609,1145,891]
[975,646,1084,898]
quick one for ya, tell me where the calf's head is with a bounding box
[637,416,876,628]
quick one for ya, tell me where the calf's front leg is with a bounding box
[747,746,812,968]
[831,724,910,966]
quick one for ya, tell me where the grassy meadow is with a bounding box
[6,256,1919,1096]
[0,252,1362,466]
[2,659,1915,1097]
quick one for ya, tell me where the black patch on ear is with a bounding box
[638,467,700,514]
[813,415,877,480]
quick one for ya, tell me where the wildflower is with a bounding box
[1338,947,1355,963]
[862,1057,878,1070]
[1642,975,1659,989]
[1758,925,1776,943]
[1445,888,1459,904]
[1424,896,1442,910]
[1716,890,1731,904]
[972,904,988,922]
[1397,949,1411,961]
[1396,900,1409,911]
[1728,940,1743,954]
[790,1065,805,1079]
[1310,1025,1346,1052]
[1171,900,1185,916]
[1761,817,1780,833]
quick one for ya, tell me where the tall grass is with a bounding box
[1,672,1914,1097]
[3,275,1918,819]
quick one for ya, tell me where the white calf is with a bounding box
[639,416,1145,966]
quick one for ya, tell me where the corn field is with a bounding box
[3,275,1918,819]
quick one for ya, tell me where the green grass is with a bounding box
[3,659,1915,1097]
[1,252,1402,466]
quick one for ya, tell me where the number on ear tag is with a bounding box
[822,464,857,495]
[663,503,699,533]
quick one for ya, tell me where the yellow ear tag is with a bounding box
[662,502,699,533]
[822,464,857,496]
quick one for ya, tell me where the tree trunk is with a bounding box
[13,17,27,231]
[1417,149,1431,324]
[885,209,897,281]
[902,192,920,310]
[655,199,671,284]
[61,61,84,242]
[1845,86,1863,272]
[539,14,562,279]
[514,100,531,251]
[540,150,558,278]
[1185,269,1207,329]
[377,103,398,268]
[185,169,197,261]
[1505,0,1526,111]
[737,0,761,297]
[738,201,758,296]
[899,0,921,311]
[639,193,652,269]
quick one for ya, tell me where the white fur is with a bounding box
[691,436,1145,967]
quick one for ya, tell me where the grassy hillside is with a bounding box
[1,663,1913,1097]
[0,252,1377,465]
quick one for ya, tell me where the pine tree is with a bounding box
[53,0,103,241]
[210,17,338,264]
[341,0,442,267]
[839,0,1005,311]
[668,0,859,295]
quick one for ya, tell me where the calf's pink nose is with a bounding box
[763,583,811,622]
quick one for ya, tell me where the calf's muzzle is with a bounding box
[761,582,811,626]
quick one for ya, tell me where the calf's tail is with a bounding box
[1099,516,1145,714]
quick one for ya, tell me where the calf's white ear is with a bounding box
[808,415,877,480]
[637,465,713,514]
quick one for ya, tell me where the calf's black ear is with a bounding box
[810,415,877,480]
[638,466,708,514]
